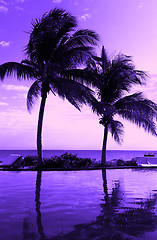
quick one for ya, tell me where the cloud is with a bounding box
[1,97,7,100]
[150,73,157,79]
[74,1,79,5]
[0,5,8,13]
[15,6,23,11]
[138,1,144,9]
[79,13,91,21]
[0,41,10,47]
[0,102,8,106]
[0,109,36,130]
[12,93,27,99]
[53,0,62,3]
[15,0,25,2]
[2,84,29,91]
[0,0,7,4]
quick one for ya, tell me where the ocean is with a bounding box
[0,149,156,162]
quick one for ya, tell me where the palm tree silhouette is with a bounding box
[0,8,100,167]
[82,46,157,166]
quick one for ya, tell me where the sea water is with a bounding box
[0,149,156,162]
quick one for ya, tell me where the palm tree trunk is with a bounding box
[101,124,108,167]
[37,95,47,168]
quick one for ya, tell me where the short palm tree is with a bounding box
[0,8,100,167]
[81,46,157,166]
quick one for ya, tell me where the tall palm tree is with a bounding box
[98,47,157,166]
[0,8,100,167]
[75,46,157,166]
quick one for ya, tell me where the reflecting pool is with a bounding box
[1,169,157,239]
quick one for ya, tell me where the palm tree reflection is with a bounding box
[23,170,157,239]
[101,169,157,237]
[22,171,47,240]
[50,169,157,240]
[35,171,47,240]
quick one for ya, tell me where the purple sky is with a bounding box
[0,0,157,150]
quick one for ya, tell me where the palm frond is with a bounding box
[115,93,157,136]
[0,62,35,80]
[25,8,99,66]
[109,120,124,143]
[101,46,109,71]
[98,53,148,103]
[63,68,100,87]
[66,29,99,48]
[54,46,95,68]
[124,111,157,136]
[49,77,102,114]
[40,8,77,30]
[21,59,38,69]
[110,54,147,87]
[27,80,41,112]
[25,8,77,63]
[54,14,77,46]
[115,92,157,119]
[99,116,124,143]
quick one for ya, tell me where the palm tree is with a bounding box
[98,47,157,166]
[76,46,157,166]
[0,8,100,167]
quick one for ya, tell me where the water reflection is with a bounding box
[35,171,47,240]
[101,170,157,238]
[22,171,47,240]
[48,170,157,240]
[23,215,37,240]
[6,170,157,239]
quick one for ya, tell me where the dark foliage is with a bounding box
[23,153,92,169]
[23,154,139,169]
[43,153,92,169]
[104,159,138,167]
[24,155,38,166]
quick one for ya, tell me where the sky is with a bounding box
[0,0,157,150]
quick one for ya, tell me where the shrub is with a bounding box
[23,153,94,169]
[117,159,125,166]
[43,153,92,169]
[125,160,138,166]
[24,155,38,166]
[43,156,65,168]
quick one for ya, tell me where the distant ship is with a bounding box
[144,153,156,157]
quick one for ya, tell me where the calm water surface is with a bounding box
[1,169,157,239]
